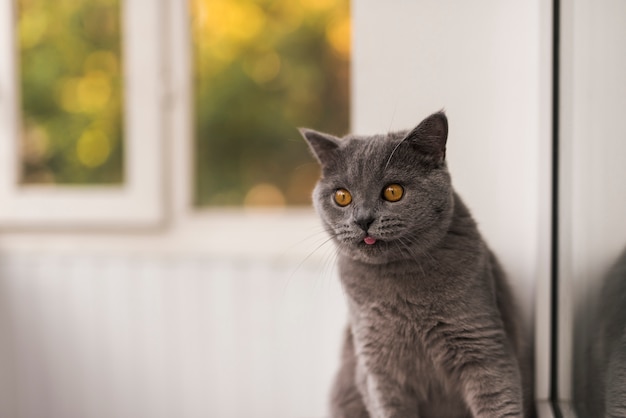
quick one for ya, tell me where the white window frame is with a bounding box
[0,0,164,229]
[0,0,320,261]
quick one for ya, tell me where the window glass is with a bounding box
[191,0,350,206]
[18,0,124,184]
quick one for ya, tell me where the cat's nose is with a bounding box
[355,217,375,232]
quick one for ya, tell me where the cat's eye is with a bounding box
[382,184,404,202]
[334,188,352,207]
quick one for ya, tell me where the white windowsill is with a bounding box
[0,209,326,262]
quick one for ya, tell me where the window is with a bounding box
[1,0,350,228]
[18,0,124,185]
[190,0,350,207]
[0,0,163,227]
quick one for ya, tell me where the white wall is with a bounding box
[0,254,346,418]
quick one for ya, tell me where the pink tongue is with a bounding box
[364,236,377,245]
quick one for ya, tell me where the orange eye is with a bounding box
[383,184,404,202]
[334,188,352,207]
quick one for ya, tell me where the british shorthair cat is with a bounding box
[301,111,532,417]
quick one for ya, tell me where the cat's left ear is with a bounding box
[404,111,448,164]
[299,128,341,167]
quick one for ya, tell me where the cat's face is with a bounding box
[302,112,455,264]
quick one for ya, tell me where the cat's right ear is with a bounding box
[299,128,341,167]
[404,111,448,165]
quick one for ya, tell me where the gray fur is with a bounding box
[301,112,532,417]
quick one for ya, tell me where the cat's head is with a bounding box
[301,111,455,264]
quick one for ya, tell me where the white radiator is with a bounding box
[0,253,347,418]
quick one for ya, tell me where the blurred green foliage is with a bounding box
[18,0,350,207]
[192,0,350,206]
[19,0,124,184]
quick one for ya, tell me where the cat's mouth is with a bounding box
[363,236,377,245]
[358,235,387,250]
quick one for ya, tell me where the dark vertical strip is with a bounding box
[551,0,562,415]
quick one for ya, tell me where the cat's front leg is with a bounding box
[436,326,525,417]
[461,361,524,418]
[330,327,370,418]
[355,359,419,418]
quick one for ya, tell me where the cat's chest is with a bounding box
[348,297,432,350]
[338,257,452,309]
[348,300,455,398]
[346,281,438,369]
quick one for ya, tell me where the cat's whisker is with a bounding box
[386,99,399,136]
[321,244,342,295]
[284,234,336,297]
[398,234,442,269]
[288,229,329,251]
[396,238,427,277]
[313,236,338,284]
[396,237,419,260]
[383,138,408,173]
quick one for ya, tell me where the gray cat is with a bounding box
[301,112,532,418]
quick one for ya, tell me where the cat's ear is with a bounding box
[299,128,341,167]
[404,111,448,164]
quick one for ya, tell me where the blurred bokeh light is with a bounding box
[191,0,350,207]
[18,0,124,184]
